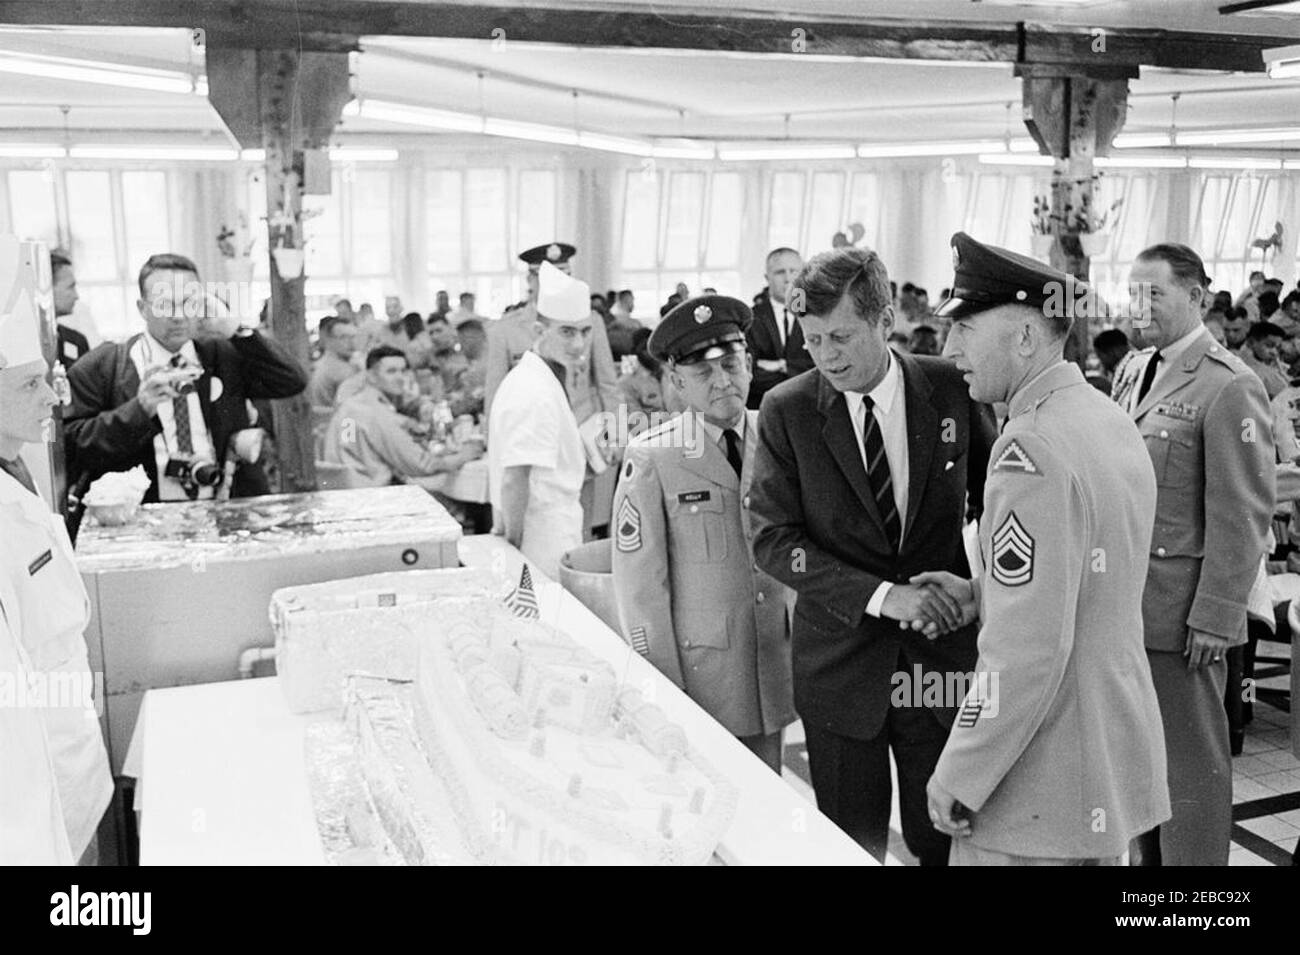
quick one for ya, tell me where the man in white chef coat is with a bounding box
[0,251,112,864]
[488,263,595,579]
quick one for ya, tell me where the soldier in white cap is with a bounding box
[488,263,595,578]
[0,236,112,863]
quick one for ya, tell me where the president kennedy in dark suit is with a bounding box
[749,246,994,865]
[746,247,814,410]
[65,253,306,504]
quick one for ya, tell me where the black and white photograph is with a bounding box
[1,0,1298,915]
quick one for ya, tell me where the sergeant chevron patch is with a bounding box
[993,439,1039,475]
[616,497,642,552]
[956,696,985,729]
[630,626,649,656]
[991,511,1034,587]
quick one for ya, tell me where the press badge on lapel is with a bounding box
[677,491,711,503]
[28,549,53,576]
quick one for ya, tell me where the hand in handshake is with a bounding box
[880,571,978,639]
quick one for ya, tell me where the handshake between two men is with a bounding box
[880,572,979,639]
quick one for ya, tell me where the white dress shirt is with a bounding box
[1141,324,1204,399]
[841,352,909,617]
[769,293,790,350]
[129,333,217,501]
[695,411,749,463]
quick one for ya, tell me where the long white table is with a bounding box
[129,534,873,866]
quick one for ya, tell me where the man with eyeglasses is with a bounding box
[65,253,306,504]
[611,295,794,772]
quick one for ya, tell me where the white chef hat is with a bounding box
[536,261,591,324]
[0,235,44,371]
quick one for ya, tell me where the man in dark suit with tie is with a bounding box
[746,247,814,409]
[65,253,307,504]
[749,245,995,865]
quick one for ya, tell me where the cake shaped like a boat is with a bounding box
[345,595,739,865]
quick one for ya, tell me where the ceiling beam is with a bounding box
[0,1,1290,71]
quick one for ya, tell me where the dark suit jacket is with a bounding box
[65,331,307,502]
[746,288,814,410]
[749,352,996,740]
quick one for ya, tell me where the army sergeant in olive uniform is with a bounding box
[1113,244,1274,867]
[915,233,1170,865]
[611,296,795,772]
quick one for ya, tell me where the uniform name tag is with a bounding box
[28,549,53,576]
[677,491,711,503]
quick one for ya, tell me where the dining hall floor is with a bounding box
[777,636,1297,866]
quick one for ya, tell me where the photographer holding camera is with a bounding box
[65,253,307,505]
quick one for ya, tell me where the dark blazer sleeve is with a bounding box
[64,342,156,475]
[749,386,884,628]
[228,331,308,399]
[966,396,998,522]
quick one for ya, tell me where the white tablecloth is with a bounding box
[124,535,873,866]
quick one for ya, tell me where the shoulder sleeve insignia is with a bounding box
[629,626,649,656]
[992,439,1039,475]
[991,511,1034,587]
[616,497,643,553]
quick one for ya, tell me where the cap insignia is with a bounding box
[546,243,562,261]
[693,305,712,324]
[1015,290,1028,301]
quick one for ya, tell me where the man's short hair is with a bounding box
[138,253,200,299]
[458,292,474,303]
[1135,243,1210,290]
[618,289,633,298]
[1248,320,1284,342]
[365,345,407,370]
[319,315,353,339]
[910,324,936,338]
[333,297,352,309]
[1264,278,1284,290]
[765,247,799,268]
[50,250,72,276]
[457,318,484,336]
[791,246,892,325]
[402,313,426,339]
[1093,328,1130,354]
[1259,291,1281,318]
[1249,270,1265,282]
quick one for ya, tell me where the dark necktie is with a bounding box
[1135,350,1163,405]
[0,455,37,495]
[781,307,790,346]
[170,354,194,454]
[861,396,901,551]
[722,428,743,479]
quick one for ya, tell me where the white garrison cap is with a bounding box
[536,261,591,324]
[0,235,44,371]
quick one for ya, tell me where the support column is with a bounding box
[207,43,353,492]
[1021,67,1132,364]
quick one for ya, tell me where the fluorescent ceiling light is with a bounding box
[857,140,1005,158]
[651,144,716,161]
[328,147,399,162]
[575,132,653,157]
[719,144,857,161]
[350,98,484,134]
[482,117,578,147]
[1114,132,1173,149]
[0,144,67,159]
[1177,127,1300,146]
[1286,160,1300,170]
[69,145,237,161]
[1264,43,1300,79]
[1187,156,1283,170]
[978,153,1053,167]
[1095,156,1188,169]
[1008,138,1040,154]
[0,51,201,95]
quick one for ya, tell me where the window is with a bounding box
[619,169,747,316]
[806,172,845,256]
[767,172,805,252]
[6,170,60,248]
[425,167,558,313]
[1196,172,1287,298]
